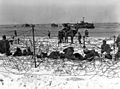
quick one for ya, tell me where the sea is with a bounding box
[0,23,120,38]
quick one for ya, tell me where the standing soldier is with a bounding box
[83,36,86,48]
[78,32,82,44]
[0,35,11,56]
[48,30,51,39]
[14,30,17,37]
[115,34,120,47]
[85,29,89,37]
[115,34,120,60]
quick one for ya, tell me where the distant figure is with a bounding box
[83,36,86,48]
[13,47,22,56]
[0,35,11,56]
[85,29,89,37]
[115,35,120,60]
[101,40,112,59]
[48,30,51,39]
[58,30,64,43]
[115,34,120,47]
[14,30,17,37]
[9,36,14,45]
[17,38,20,44]
[27,47,33,55]
[78,32,82,44]
[63,23,70,32]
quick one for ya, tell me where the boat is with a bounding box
[62,17,95,29]
[75,17,95,29]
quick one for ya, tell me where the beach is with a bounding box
[0,23,120,89]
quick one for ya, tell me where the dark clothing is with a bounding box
[13,48,22,56]
[78,32,82,44]
[23,49,27,56]
[84,49,99,61]
[9,40,14,45]
[73,53,83,60]
[14,30,17,37]
[27,47,33,55]
[58,30,64,43]
[101,44,112,54]
[116,35,120,47]
[105,54,112,59]
[115,52,120,60]
[48,51,60,59]
[63,47,75,60]
[0,40,11,55]
[85,30,89,37]
[48,31,50,38]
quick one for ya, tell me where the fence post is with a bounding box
[83,36,86,48]
[113,35,116,61]
[32,25,37,68]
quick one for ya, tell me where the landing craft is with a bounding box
[62,17,95,29]
[75,17,95,29]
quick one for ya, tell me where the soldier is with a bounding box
[14,30,17,37]
[85,29,89,37]
[115,34,120,47]
[115,35,120,60]
[48,30,51,39]
[58,30,64,43]
[0,35,11,56]
[13,47,22,56]
[101,40,112,59]
[78,32,82,44]
[83,48,99,61]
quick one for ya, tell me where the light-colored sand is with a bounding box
[0,36,119,89]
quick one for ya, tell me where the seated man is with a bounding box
[27,47,33,55]
[13,47,22,56]
[63,47,75,60]
[83,48,99,61]
[0,35,11,56]
[22,49,28,56]
[101,40,112,59]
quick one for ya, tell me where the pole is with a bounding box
[32,25,37,68]
[83,36,86,48]
[113,35,116,61]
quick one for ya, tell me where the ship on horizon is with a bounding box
[74,17,95,29]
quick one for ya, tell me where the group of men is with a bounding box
[77,29,89,44]
[0,33,120,61]
[0,35,33,56]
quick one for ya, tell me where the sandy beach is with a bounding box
[0,35,120,89]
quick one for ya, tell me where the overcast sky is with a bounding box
[0,0,120,24]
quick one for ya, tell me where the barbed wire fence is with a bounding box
[0,25,120,79]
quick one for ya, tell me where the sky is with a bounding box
[0,0,120,24]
